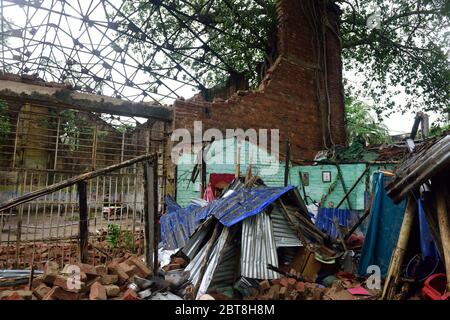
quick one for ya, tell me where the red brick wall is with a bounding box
[172,0,346,161]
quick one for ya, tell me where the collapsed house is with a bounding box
[160,177,346,299]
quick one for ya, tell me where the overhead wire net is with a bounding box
[0,0,273,105]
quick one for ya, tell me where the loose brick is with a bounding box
[33,283,51,300]
[280,278,289,287]
[100,274,119,285]
[271,279,281,286]
[0,290,32,300]
[44,287,79,300]
[127,257,152,278]
[296,282,305,293]
[89,282,107,300]
[44,261,59,275]
[259,280,271,291]
[122,288,140,300]
[77,263,98,277]
[108,262,129,284]
[31,275,44,289]
[121,262,139,278]
[42,261,59,286]
[95,265,108,276]
[279,286,288,299]
[267,284,280,300]
[0,292,23,300]
[104,285,120,298]
[287,278,296,290]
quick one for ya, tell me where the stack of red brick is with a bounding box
[245,276,381,301]
[246,278,328,301]
[0,254,152,300]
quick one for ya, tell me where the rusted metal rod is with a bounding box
[336,166,370,209]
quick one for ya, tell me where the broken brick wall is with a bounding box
[172,0,347,161]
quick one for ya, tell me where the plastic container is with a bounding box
[422,273,449,300]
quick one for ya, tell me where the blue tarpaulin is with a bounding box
[357,172,407,277]
[160,186,295,249]
[418,199,440,261]
[210,186,295,227]
[315,208,358,239]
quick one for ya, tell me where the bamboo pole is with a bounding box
[435,180,450,292]
[382,195,416,300]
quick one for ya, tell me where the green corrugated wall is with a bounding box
[176,138,397,210]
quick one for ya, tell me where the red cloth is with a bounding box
[202,185,215,202]
[209,173,235,188]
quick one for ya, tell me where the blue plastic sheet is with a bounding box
[357,172,407,277]
[418,199,439,261]
[160,186,295,249]
[315,208,358,239]
[210,186,295,227]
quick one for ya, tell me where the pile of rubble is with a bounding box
[0,231,145,270]
[246,273,380,301]
[0,253,173,300]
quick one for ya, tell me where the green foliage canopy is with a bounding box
[121,0,449,117]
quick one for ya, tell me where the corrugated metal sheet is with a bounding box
[184,242,208,288]
[181,218,214,260]
[211,185,295,227]
[184,226,232,299]
[208,241,239,292]
[270,206,302,247]
[161,185,295,249]
[196,227,230,298]
[241,210,280,280]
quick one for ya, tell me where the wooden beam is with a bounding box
[77,181,89,263]
[435,179,450,292]
[0,153,156,213]
[0,80,172,121]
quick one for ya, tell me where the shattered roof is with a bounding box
[386,133,450,203]
[210,185,295,227]
[160,185,295,249]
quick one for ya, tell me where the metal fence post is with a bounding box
[77,181,89,263]
[143,160,158,271]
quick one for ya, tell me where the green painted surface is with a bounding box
[176,138,284,207]
[176,138,398,210]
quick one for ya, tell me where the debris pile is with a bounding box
[157,177,365,300]
[242,272,378,301]
[0,231,145,269]
[0,253,176,300]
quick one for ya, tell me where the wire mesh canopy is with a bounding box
[0,0,274,104]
